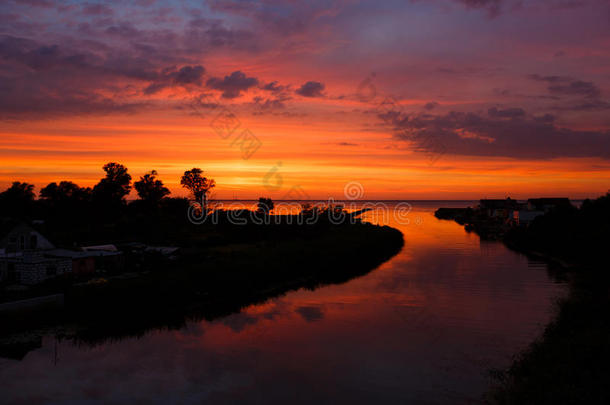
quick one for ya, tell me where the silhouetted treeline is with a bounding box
[0,162,366,248]
[0,163,219,245]
[504,192,610,270]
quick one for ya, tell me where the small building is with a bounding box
[0,223,71,285]
[45,249,96,276]
[1,251,71,285]
[479,198,519,219]
[79,246,124,273]
[513,210,545,226]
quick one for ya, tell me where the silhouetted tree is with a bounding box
[134,170,170,205]
[180,168,215,204]
[0,181,35,218]
[40,181,91,205]
[39,181,92,224]
[257,197,274,215]
[92,162,132,206]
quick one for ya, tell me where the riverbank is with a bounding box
[487,272,609,404]
[434,196,610,404]
[0,221,404,348]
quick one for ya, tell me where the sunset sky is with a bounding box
[1,0,610,199]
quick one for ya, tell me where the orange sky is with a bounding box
[1,0,609,200]
[2,110,608,200]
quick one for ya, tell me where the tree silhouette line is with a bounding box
[0,162,217,219]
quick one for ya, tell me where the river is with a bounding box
[0,201,565,404]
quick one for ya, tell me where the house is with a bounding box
[0,251,71,285]
[479,198,519,219]
[513,210,545,226]
[0,223,55,253]
[0,223,99,284]
[80,245,124,273]
[45,249,96,276]
[527,198,572,212]
[0,223,71,285]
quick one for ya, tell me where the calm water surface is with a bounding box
[0,202,565,404]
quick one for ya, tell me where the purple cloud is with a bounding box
[383,108,610,160]
[295,81,325,98]
[529,74,601,98]
[144,65,206,94]
[206,70,259,99]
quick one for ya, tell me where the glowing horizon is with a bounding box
[1,1,609,200]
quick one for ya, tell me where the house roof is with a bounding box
[0,222,55,250]
[479,198,518,209]
[81,244,118,252]
[45,249,98,259]
[145,246,180,256]
[0,220,26,241]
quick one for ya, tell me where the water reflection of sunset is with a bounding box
[0,204,559,403]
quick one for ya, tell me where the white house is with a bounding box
[0,223,55,252]
[0,223,70,285]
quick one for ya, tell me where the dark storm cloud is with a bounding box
[383,108,610,159]
[295,81,325,98]
[206,70,259,98]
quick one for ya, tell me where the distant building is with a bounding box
[512,210,545,226]
[479,198,519,219]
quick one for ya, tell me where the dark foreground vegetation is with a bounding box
[0,163,404,352]
[484,193,610,404]
[2,220,403,349]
